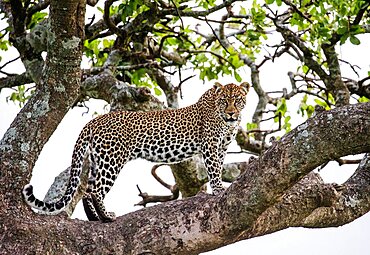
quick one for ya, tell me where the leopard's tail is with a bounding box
[21,125,92,216]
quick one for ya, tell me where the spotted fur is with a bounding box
[22,82,250,222]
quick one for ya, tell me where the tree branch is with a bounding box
[302,153,370,228]
[0,0,85,211]
[0,72,32,90]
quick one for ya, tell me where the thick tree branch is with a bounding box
[322,43,350,106]
[0,0,85,212]
[80,70,164,111]
[5,0,44,83]
[243,172,340,239]
[217,103,370,236]
[302,153,370,228]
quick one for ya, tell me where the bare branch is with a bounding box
[135,165,180,207]
[103,0,122,37]
[0,72,32,90]
[162,0,241,17]
[25,0,50,26]
[271,14,330,83]
[282,0,313,23]
[135,184,179,207]
[335,158,362,166]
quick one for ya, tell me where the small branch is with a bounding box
[135,165,179,207]
[0,56,20,70]
[169,0,184,29]
[271,13,330,83]
[205,16,230,54]
[161,0,238,17]
[136,182,177,205]
[0,72,33,90]
[339,59,360,77]
[103,0,122,37]
[151,164,173,190]
[335,158,362,166]
[181,49,233,66]
[358,76,370,86]
[282,0,313,24]
[351,1,370,27]
[175,74,195,95]
[85,61,161,75]
[193,16,249,25]
[25,0,50,26]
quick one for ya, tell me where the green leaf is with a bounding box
[283,116,291,132]
[340,34,349,45]
[276,98,287,116]
[6,85,34,107]
[166,37,178,46]
[327,93,335,105]
[246,122,258,131]
[314,98,327,108]
[337,26,347,35]
[28,12,48,29]
[239,7,247,15]
[195,53,207,63]
[265,0,274,4]
[358,96,370,103]
[349,35,361,45]
[102,39,113,48]
[302,65,309,74]
[234,70,242,82]
[306,105,315,117]
[154,87,162,96]
[284,115,291,123]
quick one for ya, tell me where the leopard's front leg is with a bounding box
[202,141,226,195]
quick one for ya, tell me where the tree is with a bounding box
[0,0,370,254]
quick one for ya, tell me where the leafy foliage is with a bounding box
[6,85,34,107]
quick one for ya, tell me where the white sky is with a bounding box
[1,3,370,254]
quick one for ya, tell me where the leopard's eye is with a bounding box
[219,98,227,105]
[235,97,245,107]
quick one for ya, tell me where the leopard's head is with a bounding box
[214,82,250,123]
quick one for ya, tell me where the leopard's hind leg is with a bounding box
[86,152,127,222]
[82,195,100,221]
[82,147,103,221]
[90,193,116,222]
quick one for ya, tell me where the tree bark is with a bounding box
[0,0,85,238]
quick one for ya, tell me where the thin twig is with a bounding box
[169,0,184,29]
[336,158,362,166]
[135,164,179,207]
[151,164,172,190]
[103,0,122,37]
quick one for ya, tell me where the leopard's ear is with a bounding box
[214,82,223,93]
[240,82,250,93]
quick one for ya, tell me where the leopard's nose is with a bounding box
[225,111,236,118]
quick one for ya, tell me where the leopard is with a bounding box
[22,82,250,222]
